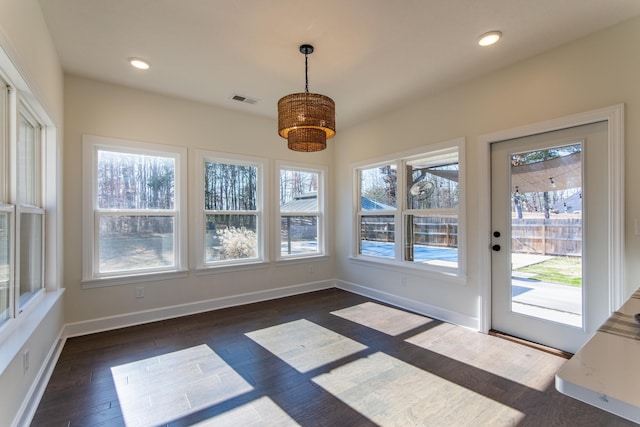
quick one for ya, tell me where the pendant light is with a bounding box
[278,44,336,152]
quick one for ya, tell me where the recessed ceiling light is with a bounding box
[129,57,150,70]
[478,31,502,47]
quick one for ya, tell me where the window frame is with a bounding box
[0,39,62,376]
[276,161,328,262]
[14,100,45,312]
[0,81,52,331]
[352,138,466,278]
[82,134,188,287]
[356,160,401,261]
[194,149,268,271]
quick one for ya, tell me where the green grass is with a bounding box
[515,256,582,287]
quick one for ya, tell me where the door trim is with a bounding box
[478,104,625,334]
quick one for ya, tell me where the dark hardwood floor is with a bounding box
[31,289,636,426]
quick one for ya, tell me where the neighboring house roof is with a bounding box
[281,192,318,212]
[361,196,395,211]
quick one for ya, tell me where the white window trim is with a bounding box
[275,160,328,262]
[81,134,188,288]
[193,149,268,271]
[351,137,466,279]
[0,40,62,379]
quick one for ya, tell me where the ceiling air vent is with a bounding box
[231,94,259,105]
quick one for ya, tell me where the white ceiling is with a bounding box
[39,0,640,129]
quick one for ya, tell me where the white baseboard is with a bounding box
[335,279,479,330]
[13,332,66,427]
[63,280,335,338]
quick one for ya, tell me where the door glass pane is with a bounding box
[510,144,582,327]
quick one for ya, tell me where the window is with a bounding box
[0,79,9,327]
[0,45,61,372]
[0,81,50,327]
[195,151,266,269]
[355,139,465,275]
[16,107,44,309]
[358,164,398,260]
[404,150,460,269]
[82,135,187,284]
[277,162,327,259]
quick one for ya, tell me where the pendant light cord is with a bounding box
[304,53,309,93]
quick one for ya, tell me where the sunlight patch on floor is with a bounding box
[312,351,525,426]
[192,396,300,426]
[110,344,253,427]
[405,322,563,391]
[331,302,434,336]
[245,319,368,373]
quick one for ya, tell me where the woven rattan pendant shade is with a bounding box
[277,45,335,152]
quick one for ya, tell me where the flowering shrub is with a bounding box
[217,226,256,259]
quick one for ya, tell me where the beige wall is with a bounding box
[1,2,639,423]
[63,75,334,325]
[0,0,63,122]
[0,0,64,425]
[334,15,640,326]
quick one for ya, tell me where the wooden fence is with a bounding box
[361,217,458,248]
[361,217,582,256]
[511,218,581,256]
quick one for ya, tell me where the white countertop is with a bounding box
[556,292,640,423]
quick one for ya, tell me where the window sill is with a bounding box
[81,270,189,289]
[194,260,271,276]
[348,255,467,285]
[0,289,64,375]
[275,254,330,265]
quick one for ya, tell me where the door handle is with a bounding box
[492,244,501,251]
[493,231,501,238]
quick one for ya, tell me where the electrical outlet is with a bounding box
[23,349,29,373]
[135,286,144,299]
[401,277,407,287]
[307,264,314,274]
